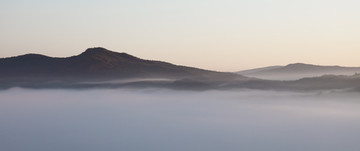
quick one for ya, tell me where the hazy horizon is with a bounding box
[1,0,360,71]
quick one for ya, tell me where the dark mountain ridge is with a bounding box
[0,47,245,82]
[2,48,360,92]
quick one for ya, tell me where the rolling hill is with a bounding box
[237,63,360,80]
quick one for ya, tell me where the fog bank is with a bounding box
[1,89,360,151]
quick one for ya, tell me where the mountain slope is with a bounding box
[0,47,246,82]
[237,66,282,75]
[237,63,360,80]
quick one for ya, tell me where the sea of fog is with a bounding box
[1,88,360,151]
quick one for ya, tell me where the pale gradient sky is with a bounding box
[1,0,359,71]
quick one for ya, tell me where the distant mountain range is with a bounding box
[1,48,360,92]
[237,63,360,80]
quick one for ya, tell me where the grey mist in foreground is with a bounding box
[1,89,360,151]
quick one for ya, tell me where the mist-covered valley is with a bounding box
[1,88,360,151]
[3,0,360,150]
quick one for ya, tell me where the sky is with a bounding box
[1,0,360,71]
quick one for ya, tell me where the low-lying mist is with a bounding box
[1,88,360,151]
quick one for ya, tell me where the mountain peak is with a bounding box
[85,47,109,51]
[285,63,343,69]
[80,47,135,58]
[285,63,314,67]
[81,47,113,55]
[76,47,144,66]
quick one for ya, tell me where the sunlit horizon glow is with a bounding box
[1,0,359,71]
